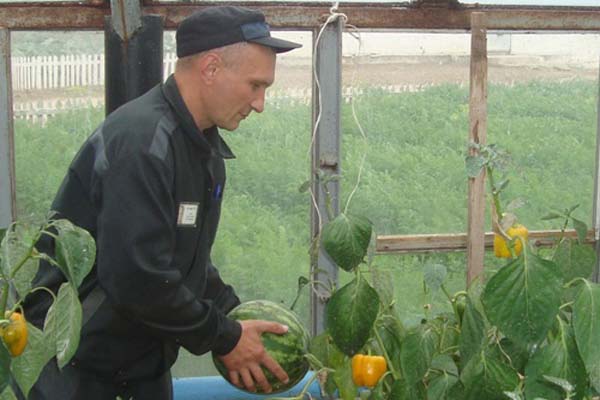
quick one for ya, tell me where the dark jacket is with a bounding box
[24,75,241,382]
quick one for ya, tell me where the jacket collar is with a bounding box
[161,74,235,159]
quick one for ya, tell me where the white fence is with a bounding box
[13,82,452,125]
[12,52,179,91]
[13,97,103,125]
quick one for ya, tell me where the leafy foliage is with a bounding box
[326,276,380,355]
[482,250,563,347]
[306,130,600,399]
[573,280,600,393]
[321,213,372,272]
[0,218,95,397]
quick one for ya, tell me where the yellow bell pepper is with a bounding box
[493,224,529,258]
[351,354,387,388]
[0,311,28,357]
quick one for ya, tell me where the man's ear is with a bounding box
[196,53,222,85]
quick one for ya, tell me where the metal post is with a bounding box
[105,0,163,115]
[310,19,342,336]
[0,28,16,229]
[592,56,600,283]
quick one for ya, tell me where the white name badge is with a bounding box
[177,202,199,227]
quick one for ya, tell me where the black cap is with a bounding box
[176,6,302,57]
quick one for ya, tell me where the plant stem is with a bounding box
[441,285,462,324]
[440,284,453,304]
[320,181,336,221]
[0,281,8,317]
[486,166,503,220]
[26,286,57,305]
[487,166,517,257]
[269,368,332,400]
[373,323,401,381]
[0,242,36,316]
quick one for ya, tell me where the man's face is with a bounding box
[207,43,276,131]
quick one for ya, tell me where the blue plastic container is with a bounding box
[173,372,322,400]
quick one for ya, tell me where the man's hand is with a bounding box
[217,319,290,393]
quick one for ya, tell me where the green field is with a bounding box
[14,79,598,376]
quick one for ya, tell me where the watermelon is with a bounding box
[212,300,310,394]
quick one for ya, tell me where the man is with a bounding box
[22,6,301,399]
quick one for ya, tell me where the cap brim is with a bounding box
[249,36,302,53]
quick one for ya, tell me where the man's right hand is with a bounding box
[217,319,290,393]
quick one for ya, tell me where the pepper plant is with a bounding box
[301,143,600,399]
[0,216,95,398]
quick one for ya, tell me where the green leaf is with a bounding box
[326,276,380,356]
[431,316,459,355]
[524,342,572,399]
[459,297,486,368]
[431,354,458,377]
[482,252,562,347]
[0,343,10,395]
[43,283,82,369]
[566,204,581,215]
[542,375,575,394]
[400,325,437,384]
[368,381,386,400]
[298,180,311,193]
[321,213,372,272]
[570,218,588,245]
[308,332,344,370]
[423,263,447,293]
[461,351,520,400]
[12,323,54,397]
[428,371,459,400]
[332,358,357,400]
[0,386,17,400]
[552,239,595,283]
[0,223,38,282]
[0,229,6,244]
[370,265,395,310]
[572,280,600,392]
[53,219,96,288]
[446,381,465,400]
[465,155,486,178]
[12,257,39,301]
[308,333,347,396]
[389,378,427,400]
[374,314,404,371]
[503,391,524,400]
[541,212,563,221]
[492,338,529,374]
[496,179,510,193]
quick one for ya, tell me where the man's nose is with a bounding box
[250,89,266,113]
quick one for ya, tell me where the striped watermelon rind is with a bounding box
[212,300,310,394]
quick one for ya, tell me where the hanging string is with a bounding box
[308,5,348,232]
[308,3,367,229]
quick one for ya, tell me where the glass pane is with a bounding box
[171,30,313,378]
[0,0,79,2]
[486,32,599,234]
[460,0,598,5]
[372,252,467,325]
[156,0,597,4]
[340,31,471,235]
[12,31,104,222]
